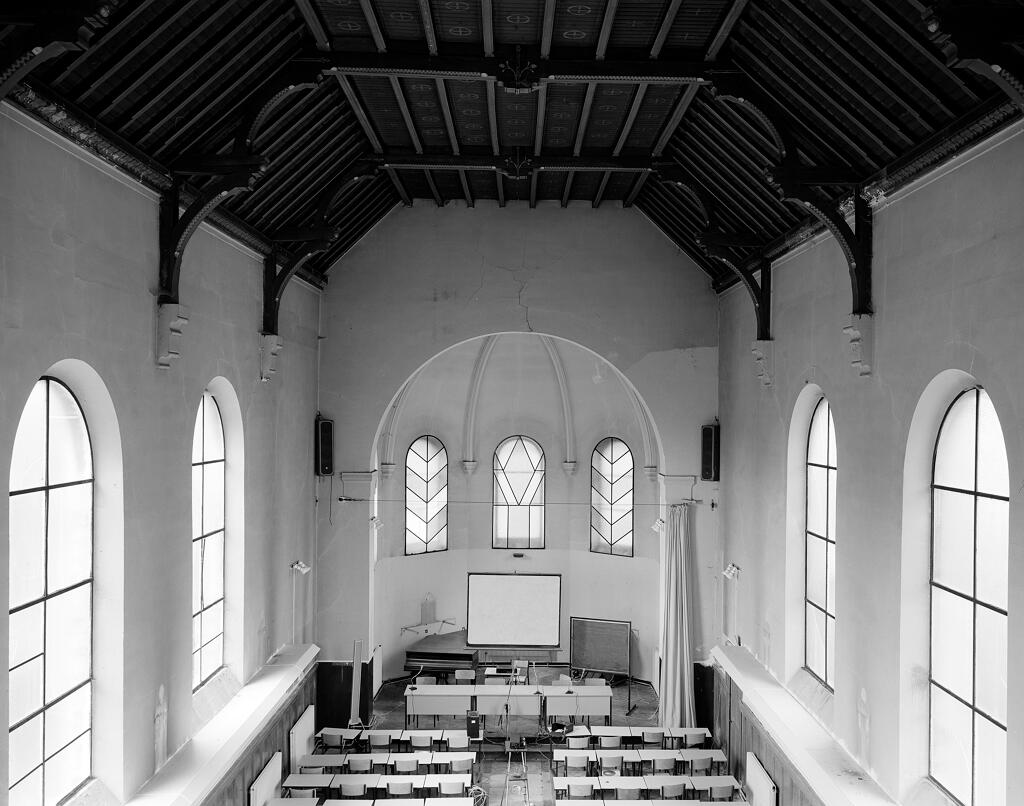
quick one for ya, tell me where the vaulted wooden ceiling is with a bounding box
[2,1,1021,317]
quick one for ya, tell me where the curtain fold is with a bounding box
[659,503,696,726]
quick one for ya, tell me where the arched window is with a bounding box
[9,378,94,805]
[805,397,837,689]
[930,387,1007,806]
[493,436,545,549]
[591,438,633,556]
[192,391,225,690]
[405,435,448,555]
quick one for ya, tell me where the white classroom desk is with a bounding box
[541,685,612,722]
[404,685,474,723]
[474,685,543,716]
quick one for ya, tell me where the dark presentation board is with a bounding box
[569,616,631,675]
[466,573,561,647]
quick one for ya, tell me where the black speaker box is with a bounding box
[701,423,720,481]
[466,710,480,739]
[315,416,334,476]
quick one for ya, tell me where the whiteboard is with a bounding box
[466,573,561,646]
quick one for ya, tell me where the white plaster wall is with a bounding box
[717,122,1024,802]
[316,203,721,674]
[0,105,319,800]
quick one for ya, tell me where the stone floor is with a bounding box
[370,668,662,805]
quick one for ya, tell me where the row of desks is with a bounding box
[404,684,613,722]
[283,772,472,795]
[551,747,727,776]
[316,727,473,743]
[298,750,476,771]
[552,773,741,798]
[270,799,474,806]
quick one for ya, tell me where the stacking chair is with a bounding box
[616,787,642,800]
[661,781,686,799]
[684,732,705,748]
[387,779,415,798]
[598,735,621,749]
[446,733,469,751]
[393,757,420,774]
[652,755,677,776]
[369,732,392,751]
[439,779,467,797]
[689,756,713,776]
[599,754,622,775]
[339,781,366,799]
[584,677,606,686]
[705,783,737,802]
[416,675,437,685]
[567,735,590,750]
[455,669,476,685]
[565,754,589,777]
[567,782,594,800]
[450,756,473,781]
[321,732,344,753]
[346,755,372,774]
[641,729,665,748]
[409,733,434,752]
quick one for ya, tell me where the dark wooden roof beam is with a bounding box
[652,84,698,156]
[386,167,412,205]
[390,77,424,153]
[540,0,556,60]
[53,0,163,86]
[418,0,438,56]
[376,153,654,173]
[481,0,494,58]
[573,82,596,156]
[496,171,505,207]
[561,170,575,207]
[486,81,500,154]
[592,171,611,207]
[533,82,548,156]
[435,78,460,154]
[613,83,647,156]
[358,0,387,53]
[293,0,329,50]
[705,0,750,59]
[623,172,648,207]
[595,0,619,61]
[529,169,538,208]
[424,169,443,205]
[334,74,383,153]
[172,154,268,175]
[459,170,473,206]
[650,0,684,59]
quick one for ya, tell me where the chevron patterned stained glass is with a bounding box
[591,438,634,556]
[405,436,448,555]
[493,436,545,549]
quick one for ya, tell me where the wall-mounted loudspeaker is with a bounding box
[315,416,334,476]
[701,423,720,481]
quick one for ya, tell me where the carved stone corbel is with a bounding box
[461,460,478,474]
[156,303,189,369]
[259,333,284,382]
[751,340,774,387]
[842,313,875,378]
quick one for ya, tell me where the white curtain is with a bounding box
[659,503,696,726]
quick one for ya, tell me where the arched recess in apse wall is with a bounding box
[368,333,667,680]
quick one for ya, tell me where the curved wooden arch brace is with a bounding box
[705,246,772,342]
[540,336,577,473]
[234,65,324,153]
[461,334,499,473]
[0,3,111,101]
[314,161,379,222]
[710,76,794,162]
[262,236,337,335]
[158,172,259,304]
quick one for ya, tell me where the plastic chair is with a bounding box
[387,779,415,797]
[369,732,392,749]
[439,779,467,796]
[446,733,469,750]
[339,781,366,799]
[416,675,437,685]
[455,669,476,685]
[394,757,421,774]
[484,677,505,685]
[598,735,621,749]
[706,783,737,801]
[450,756,473,777]
[642,729,665,747]
[321,732,344,753]
[567,782,594,799]
[652,755,677,775]
[689,755,712,775]
[661,781,686,800]
[567,735,590,750]
[616,787,642,800]
[565,754,589,777]
[410,733,433,751]
[584,677,606,686]
[684,732,704,748]
[599,754,622,775]
[346,756,372,773]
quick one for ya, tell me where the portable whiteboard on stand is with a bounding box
[569,616,635,715]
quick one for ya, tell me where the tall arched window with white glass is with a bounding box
[192,391,225,690]
[493,436,545,549]
[405,435,448,555]
[8,378,94,805]
[591,438,634,556]
[805,397,837,689]
[930,387,1007,806]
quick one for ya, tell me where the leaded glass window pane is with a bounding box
[930,387,1008,806]
[493,436,545,549]
[8,378,93,806]
[591,438,634,556]
[192,392,225,690]
[804,397,836,689]
[405,436,448,555]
